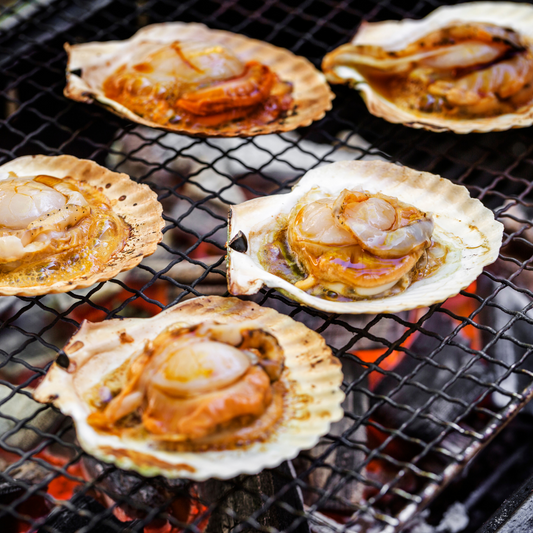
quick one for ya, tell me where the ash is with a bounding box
[408,503,469,533]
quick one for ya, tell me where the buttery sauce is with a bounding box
[0,176,130,287]
[259,227,447,302]
[357,60,533,120]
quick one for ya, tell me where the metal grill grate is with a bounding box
[1,0,533,532]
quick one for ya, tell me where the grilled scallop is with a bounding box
[0,155,163,295]
[227,161,503,314]
[34,296,344,480]
[322,2,533,132]
[64,22,333,137]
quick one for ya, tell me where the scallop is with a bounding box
[34,296,344,480]
[322,2,533,133]
[227,160,503,314]
[0,155,163,296]
[64,22,333,137]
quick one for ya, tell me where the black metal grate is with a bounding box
[1,0,533,532]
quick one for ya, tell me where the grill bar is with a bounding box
[1,0,533,532]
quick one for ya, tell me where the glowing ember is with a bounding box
[4,448,207,533]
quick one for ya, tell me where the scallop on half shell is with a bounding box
[0,155,163,296]
[34,296,344,480]
[64,22,334,137]
[227,161,503,314]
[322,2,533,133]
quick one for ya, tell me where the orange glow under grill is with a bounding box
[352,282,480,390]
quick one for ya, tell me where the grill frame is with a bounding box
[1,0,533,532]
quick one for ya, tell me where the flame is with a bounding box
[34,450,84,501]
[7,449,83,533]
[351,323,419,390]
[351,282,480,390]
[106,487,208,533]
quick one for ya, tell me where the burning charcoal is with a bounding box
[82,455,191,520]
[168,191,231,248]
[107,127,247,211]
[257,295,409,353]
[107,127,379,195]
[0,456,51,496]
[0,457,56,533]
[37,493,133,533]
[499,200,533,245]
[0,296,72,383]
[371,308,488,445]
[296,358,368,514]
[106,127,382,249]
[199,462,309,533]
[305,507,381,533]
[136,255,226,286]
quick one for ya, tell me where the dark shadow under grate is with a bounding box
[1,0,533,532]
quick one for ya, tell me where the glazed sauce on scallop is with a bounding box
[0,175,129,287]
[102,41,294,131]
[259,228,447,302]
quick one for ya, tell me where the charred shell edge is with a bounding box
[33,295,345,480]
[0,155,164,296]
[227,160,504,314]
[64,22,334,138]
[324,2,533,133]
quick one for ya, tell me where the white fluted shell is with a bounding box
[227,160,503,314]
[34,296,344,480]
[0,155,163,296]
[323,2,533,133]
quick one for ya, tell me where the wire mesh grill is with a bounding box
[1,0,533,531]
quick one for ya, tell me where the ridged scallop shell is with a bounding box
[322,2,533,133]
[34,295,344,480]
[0,155,163,296]
[64,22,334,138]
[227,160,503,314]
